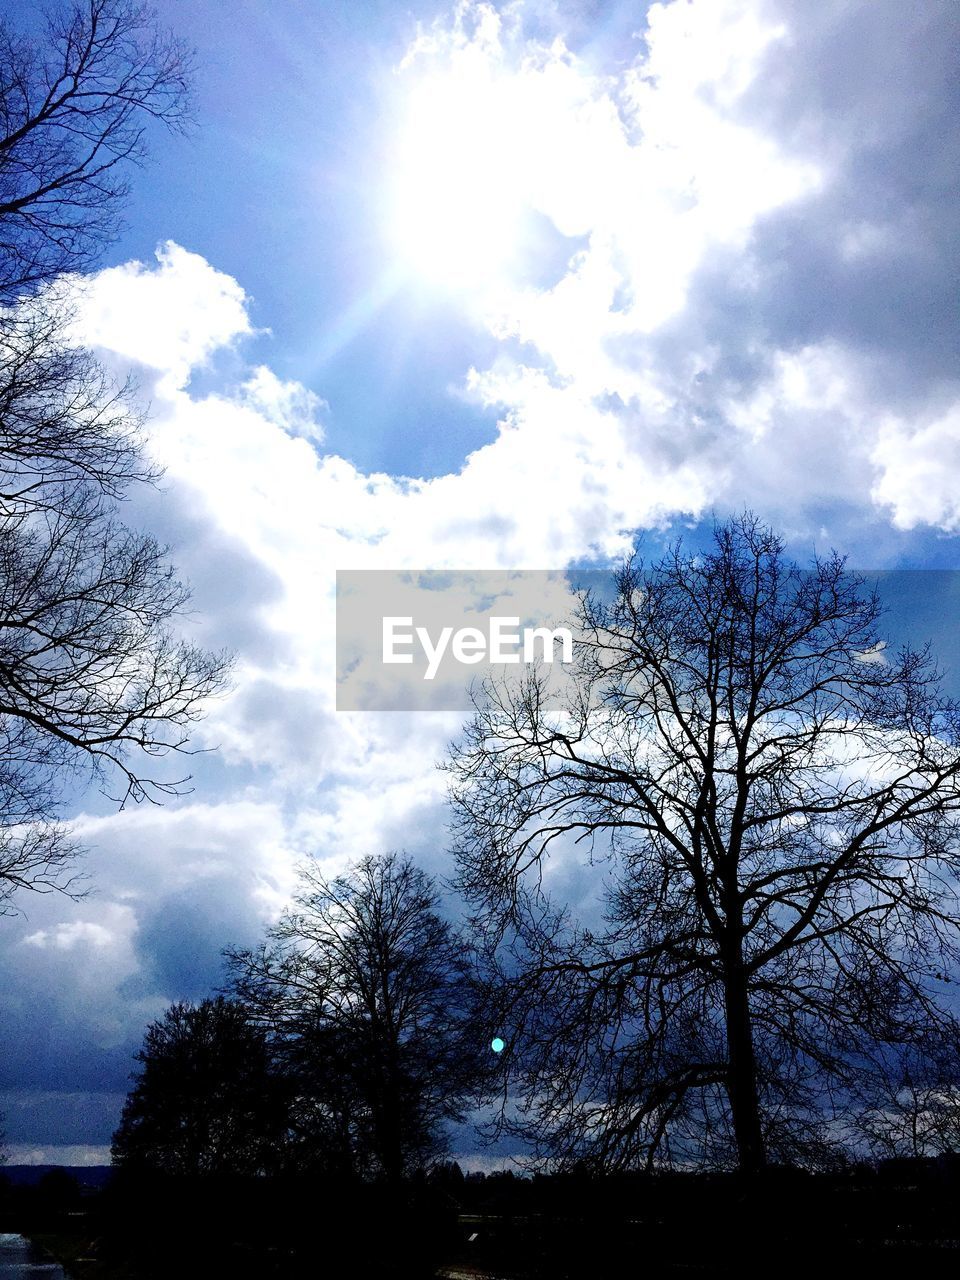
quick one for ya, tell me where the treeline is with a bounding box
[10,1157,960,1279]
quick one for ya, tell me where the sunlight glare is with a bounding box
[389,66,527,291]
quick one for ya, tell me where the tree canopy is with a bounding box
[228,852,486,1180]
[112,996,288,1176]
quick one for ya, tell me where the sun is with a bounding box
[387,65,528,292]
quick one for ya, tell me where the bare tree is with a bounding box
[0,3,228,910]
[0,484,229,911]
[0,293,151,519]
[0,361,230,910]
[0,0,191,299]
[855,1034,960,1161]
[228,853,486,1181]
[447,514,960,1173]
[0,0,188,512]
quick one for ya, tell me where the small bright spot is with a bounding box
[491,1036,505,1053]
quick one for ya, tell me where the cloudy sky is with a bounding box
[1,0,958,1166]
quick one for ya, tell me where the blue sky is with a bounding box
[113,0,508,477]
[1,0,959,1167]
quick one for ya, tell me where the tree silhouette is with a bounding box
[0,3,229,910]
[856,1033,960,1160]
[0,0,191,299]
[112,997,287,1176]
[228,852,485,1181]
[448,514,960,1172]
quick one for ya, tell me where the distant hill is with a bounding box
[0,1165,113,1190]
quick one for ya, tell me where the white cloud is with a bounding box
[75,241,252,391]
[68,800,303,913]
[49,0,959,932]
[383,0,960,546]
[4,1144,112,1167]
[394,0,817,336]
[238,365,327,442]
[872,404,960,532]
[852,642,888,666]
[23,920,116,951]
[60,2,954,639]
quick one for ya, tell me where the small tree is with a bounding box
[112,997,288,1176]
[856,1035,960,1161]
[228,853,485,1181]
[447,514,960,1173]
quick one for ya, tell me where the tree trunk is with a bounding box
[372,1055,405,1183]
[723,956,766,1173]
[376,1103,404,1183]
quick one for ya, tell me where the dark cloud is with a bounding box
[0,1091,125,1147]
[123,479,287,662]
[0,987,134,1095]
[681,0,960,409]
[125,878,263,1002]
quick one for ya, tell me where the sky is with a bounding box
[1,0,959,1167]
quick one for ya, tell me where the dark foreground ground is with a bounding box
[3,1160,960,1279]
